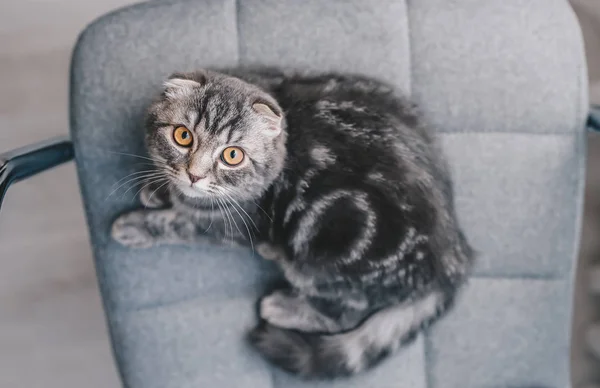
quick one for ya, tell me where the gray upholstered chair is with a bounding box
[0,0,591,387]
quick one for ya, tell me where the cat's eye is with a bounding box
[173,126,193,147]
[221,147,245,166]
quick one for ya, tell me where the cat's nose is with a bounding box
[188,172,206,184]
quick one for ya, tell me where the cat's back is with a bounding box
[276,73,418,127]
[274,73,441,194]
[268,74,468,279]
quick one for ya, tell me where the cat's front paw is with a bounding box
[256,242,285,261]
[259,291,298,329]
[111,211,155,248]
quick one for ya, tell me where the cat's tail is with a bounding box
[249,291,448,379]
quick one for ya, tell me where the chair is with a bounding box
[0,0,590,387]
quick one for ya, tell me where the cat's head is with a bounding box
[146,70,286,202]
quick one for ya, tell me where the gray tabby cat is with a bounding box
[111,68,475,378]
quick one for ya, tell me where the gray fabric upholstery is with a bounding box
[69,0,588,387]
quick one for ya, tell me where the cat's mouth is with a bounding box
[170,171,214,199]
[173,178,211,199]
[174,180,211,199]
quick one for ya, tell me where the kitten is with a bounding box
[111,68,475,378]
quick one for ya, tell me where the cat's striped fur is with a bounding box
[111,69,475,378]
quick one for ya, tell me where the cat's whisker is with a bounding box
[108,150,174,171]
[105,172,166,201]
[218,186,273,222]
[130,162,172,171]
[214,201,223,238]
[107,175,154,200]
[253,202,273,222]
[111,169,161,187]
[128,175,169,200]
[172,187,185,202]
[107,150,163,163]
[220,193,255,253]
[215,198,231,243]
[214,188,260,232]
[221,201,259,249]
[213,198,225,238]
[146,180,171,207]
[128,179,163,201]
[223,199,238,245]
[218,197,241,244]
[203,196,214,233]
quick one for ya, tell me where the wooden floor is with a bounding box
[0,1,136,387]
[0,1,598,387]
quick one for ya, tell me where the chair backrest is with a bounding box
[70,0,588,387]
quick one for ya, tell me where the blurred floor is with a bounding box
[0,1,598,387]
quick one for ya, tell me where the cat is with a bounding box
[111,68,475,378]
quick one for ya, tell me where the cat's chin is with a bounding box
[172,184,216,210]
[175,184,211,200]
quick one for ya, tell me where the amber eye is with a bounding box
[221,146,245,166]
[173,126,193,147]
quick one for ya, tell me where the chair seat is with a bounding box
[70,0,587,386]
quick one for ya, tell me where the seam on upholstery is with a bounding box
[87,129,580,160]
[404,0,432,384]
[567,0,588,292]
[116,294,225,314]
[423,331,432,388]
[405,2,431,386]
[100,273,568,315]
[111,282,265,313]
[565,3,588,363]
[565,117,587,388]
[235,0,241,66]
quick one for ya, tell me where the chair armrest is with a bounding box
[588,105,600,132]
[0,136,74,211]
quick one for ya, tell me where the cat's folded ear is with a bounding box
[163,71,206,98]
[253,101,283,137]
